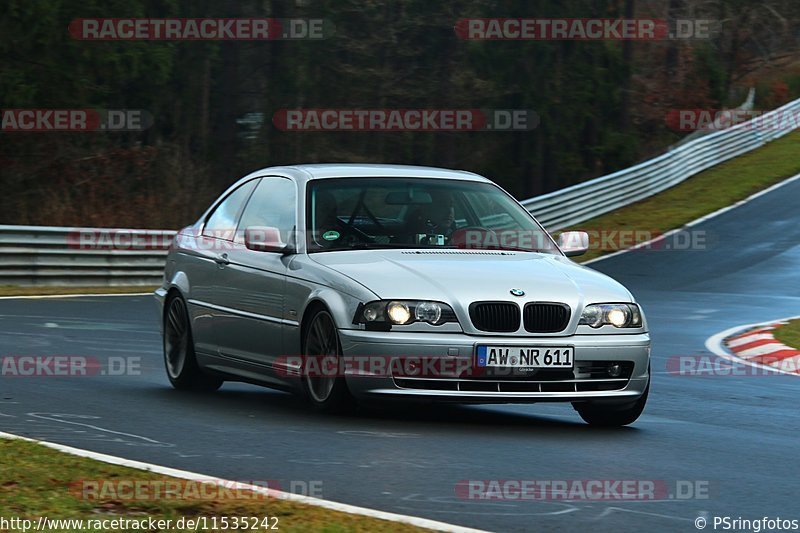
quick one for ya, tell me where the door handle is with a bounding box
[214,253,230,266]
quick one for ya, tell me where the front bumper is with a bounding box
[338,329,650,403]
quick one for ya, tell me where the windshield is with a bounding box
[306,178,560,254]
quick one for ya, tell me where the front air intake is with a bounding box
[523,302,571,333]
[469,302,520,332]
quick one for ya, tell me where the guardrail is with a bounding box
[0,226,175,287]
[2,95,798,287]
[522,95,800,230]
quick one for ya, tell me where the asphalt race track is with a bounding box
[1,177,799,532]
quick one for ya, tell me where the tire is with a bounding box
[301,308,355,412]
[163,294,223,392]
[573,380,649,427]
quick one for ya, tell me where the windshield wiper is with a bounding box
[345,242,417,249]
[492,246,546,253]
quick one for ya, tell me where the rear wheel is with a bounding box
[301,308,354,412]
[163,294,223,391]
[573,380,649,427]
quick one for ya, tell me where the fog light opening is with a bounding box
[608,363,623,378]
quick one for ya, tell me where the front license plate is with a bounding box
[476,346,574,369]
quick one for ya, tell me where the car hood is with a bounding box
[309,250,634,312]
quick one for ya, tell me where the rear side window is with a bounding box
[203,179,258,240]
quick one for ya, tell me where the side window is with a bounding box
[238,177,297,243]
[203,180,258,240]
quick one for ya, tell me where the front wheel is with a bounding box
[301,308,355,412]
[163,294,223,392]
[573,382,649,427]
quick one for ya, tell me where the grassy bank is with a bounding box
[0,438,432,532]
[0,286,157,297]
[572,130,800,263]
[773,319,800,349]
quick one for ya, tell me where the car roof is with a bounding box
[240,163,491,184]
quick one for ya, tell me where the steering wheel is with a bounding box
[335,219,375,242]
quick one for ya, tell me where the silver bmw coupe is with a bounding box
[156,164,650,426]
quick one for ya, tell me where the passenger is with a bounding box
[313,190,342,246]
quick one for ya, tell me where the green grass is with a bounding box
[773,319,800,350]
[0,285,157,297]
[0,439,431,532]
[571,130,800,263]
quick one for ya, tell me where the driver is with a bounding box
[407,191,456,242]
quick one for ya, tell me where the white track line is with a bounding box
[0,431,487,533]
[0,292,152,300]
[705,315,800,377]
[582,172,800,265]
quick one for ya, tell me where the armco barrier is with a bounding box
[0,226,174,287]
[2,95,798,286]
[521,95,800,230]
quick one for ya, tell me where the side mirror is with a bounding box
[557,231,589,257]
[244,226,291,253]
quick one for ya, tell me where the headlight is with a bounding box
[414,301,442,323]
[387,302,412,324]
[356,300,457,326]
[579,303,642,328]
